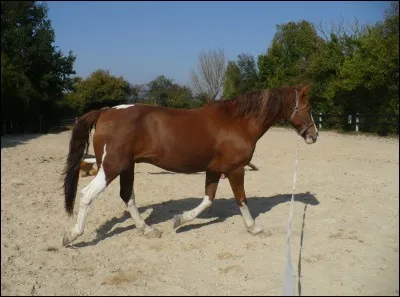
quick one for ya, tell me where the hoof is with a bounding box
[173,215,183,229]
[62,232,76,246]
[143,227,162,238]
[247,224,264,236]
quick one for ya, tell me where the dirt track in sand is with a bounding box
[1,128,399,296]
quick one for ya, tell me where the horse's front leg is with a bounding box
[173,171,220,229]
[227,167,263,235]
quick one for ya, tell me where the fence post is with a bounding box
[348,115,352,130]
[355,113,359,132]
[318,113,322,129]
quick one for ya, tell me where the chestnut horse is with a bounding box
[62,84,318,246]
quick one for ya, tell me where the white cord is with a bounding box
[282,134,301,296]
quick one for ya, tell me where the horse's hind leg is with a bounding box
[119,164,161,238]
[227,167,263,235]
[63,144,118,246]
[173,171,220,229]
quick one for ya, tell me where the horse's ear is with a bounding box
[301,83,312,95]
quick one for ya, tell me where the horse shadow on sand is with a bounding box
[73,192,319,248]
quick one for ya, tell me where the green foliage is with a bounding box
[242,5,398,135]
[222,61,241,99]
[222,53,259,100]
[236,53,259,93]
[167,85,194,109]
[146,75,174,105]
[144,75,198,109]
[65,69,133,114]
[258,20,322,88]
[308,2,398,134]
[1,1,76,133]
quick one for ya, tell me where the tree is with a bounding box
[222,61,241,99]
[334,2,398,134]
[144,75,198,108]
[306,2,398,134]
[258,20,323,89]
[66,69,133,114]
[167,84,194,109]
[236,53,259,92]
[190,48,226,101]
[146,75,174,106]
[222,53,260,100]
[306,33,346,114]
[1,1,76,132]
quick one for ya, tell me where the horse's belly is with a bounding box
[150,149,212,173]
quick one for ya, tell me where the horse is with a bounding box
[62,84,318,246]
[79,156,98,177]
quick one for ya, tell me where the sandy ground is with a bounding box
[1,127,399,296]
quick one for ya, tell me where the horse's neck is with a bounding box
[218,101,276,142]
[248,118,276,141]
[255,103,290,140]
[207,99,283,141]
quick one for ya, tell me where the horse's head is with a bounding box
[288,84,318,144]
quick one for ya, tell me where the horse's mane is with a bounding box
[211,86,297,123]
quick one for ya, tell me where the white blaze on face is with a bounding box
[113,104,135,109]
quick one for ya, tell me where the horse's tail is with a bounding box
[63,109,105,216]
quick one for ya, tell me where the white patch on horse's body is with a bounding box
[66,144,108,244]
[113,104,135,109]
[83,158,96,164]
[239,203,263,235]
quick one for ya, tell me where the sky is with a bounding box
[46,1,392,86]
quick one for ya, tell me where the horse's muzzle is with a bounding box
[305,132,318,144]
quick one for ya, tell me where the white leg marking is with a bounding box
[239,203,255,229]
[174,196,212,228]
[126,193,147,230]
[113,104,135,109]
[69,145,108,240]
[183,195,212,222]
[188,196,212,222]
[125,191,161,237]
[239,203,264,235]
